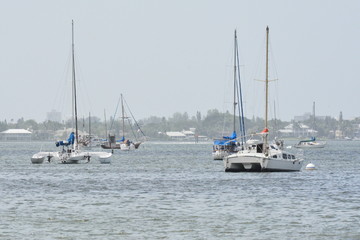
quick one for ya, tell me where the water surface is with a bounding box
[1,141,359,239]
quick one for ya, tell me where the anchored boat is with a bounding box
[223,27,303,172]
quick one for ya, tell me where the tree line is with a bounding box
[1,109,359,141]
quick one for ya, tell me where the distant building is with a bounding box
[47,110,62,123]
[278,123,317,138]
[0,129,32,141]
[165,131,186,140]
[165,128,208,141]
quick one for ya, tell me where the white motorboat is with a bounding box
[31,20,111,164]
[223,26,304,172]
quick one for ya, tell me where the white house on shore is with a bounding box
[0,129,32,141]
[164,128,208,141]
[278,123,317,138]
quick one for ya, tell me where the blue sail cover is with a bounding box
[223,131,237,140]
[116,136,125,142]
[213,131,237,146]
[55,132,75,147]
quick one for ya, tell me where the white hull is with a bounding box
[120,143,131,151]
[224,148,303,172]
[31,150,112,164]
[294,141,326,148]
[31,155,45,164]
[212,150,236,160]
[213,150,227,160]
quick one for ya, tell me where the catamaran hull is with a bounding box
[224,155,303,172]
[212,150,233,160]
[213,151,226,160]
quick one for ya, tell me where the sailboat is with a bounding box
[294,102,326,148]
[223,26,303,172]
[31,20,112,164]
[101,94,144,151]
[212,30,246,160]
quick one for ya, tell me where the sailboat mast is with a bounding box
[264,26,269,153]
[265,26,269,130]
[313,101,316,131]
[233,30,237,133]
[72,20,79,148]
[121,94,125,139]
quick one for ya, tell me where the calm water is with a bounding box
[1,140,360,239]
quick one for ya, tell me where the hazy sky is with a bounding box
[1,0,359,122]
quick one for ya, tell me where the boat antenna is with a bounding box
[72,19,79,148]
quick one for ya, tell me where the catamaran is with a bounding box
[31,20,112,164]
[223,27,303,172]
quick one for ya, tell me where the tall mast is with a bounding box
[72,20,79,148]
[235,30,246,145]
[265,26,269,131]
[233,30,238,133]
[313,101,316,131]
[121,94,125,139]
[264,26,269,153]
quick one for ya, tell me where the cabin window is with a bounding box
[272,155,277,158]
[291,155,295,159]
[256,144,263,153]
[283,154,287,159]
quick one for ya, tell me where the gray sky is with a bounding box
[1,0,359,122]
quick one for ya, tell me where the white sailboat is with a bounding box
[31,20,112,164]
[223,26,303,172]
[294,102,326,148]
[213,30,246,160]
